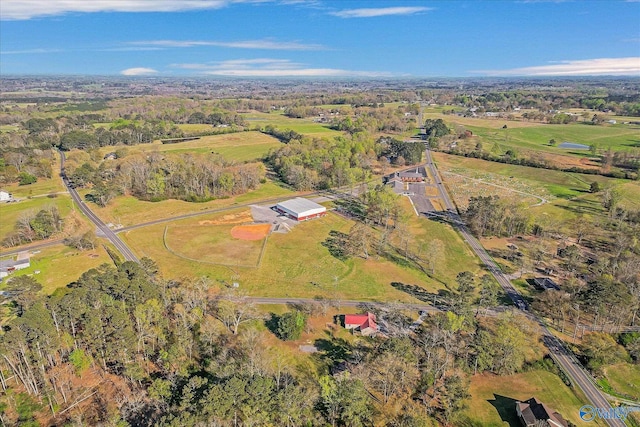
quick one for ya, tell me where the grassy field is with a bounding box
[241,111,343,137]
[433,152,640,225]
[84,181,294,227]
[602,363,640,401]
[0,195,74,241]
[0,243,113,294]
[98,131,282,162]
[120,210,449,302]
[398,197,484,288]
[465,370,607,426]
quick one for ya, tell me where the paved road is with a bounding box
[425,148,626,427]
[59,151,139,263]
[0,239,65,257]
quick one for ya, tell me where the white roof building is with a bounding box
[0,190,12,201]
[275,198,327,221]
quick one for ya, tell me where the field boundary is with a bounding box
[162,225,268,269]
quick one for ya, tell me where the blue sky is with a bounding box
[1,0,639,77]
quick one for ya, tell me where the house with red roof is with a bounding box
[344,312,377,336]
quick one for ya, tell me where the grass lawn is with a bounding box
[0,195,74,241]
[86,181,294,227]
[98,131,282,162]
[465,370,607,426]
[0,243,113,294]
[120,211,445,302]
[602,363,640,401]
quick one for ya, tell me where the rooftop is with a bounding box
[276,197,326,214]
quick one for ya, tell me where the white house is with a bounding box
[0,256,31,279]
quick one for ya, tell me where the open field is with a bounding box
[465,370,607,426]
[0,195,74,241]
[120,210,448,302]
[98,131,282,162]
[433,153,640,219]
[602,363,640,401]
[0,243,113,294]
[84,181,294,227]
[398,197,484,287]
[241,111,343,137]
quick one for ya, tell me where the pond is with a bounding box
[558,142,590,150]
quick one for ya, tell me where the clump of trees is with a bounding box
[68,152,265,205]
[464,195,532,237]
[2,205,64,247]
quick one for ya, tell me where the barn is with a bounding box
[275,198,327,221]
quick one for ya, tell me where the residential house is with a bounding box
[516,397,569,427]
[344,312,378,336]
[0,255,31,279]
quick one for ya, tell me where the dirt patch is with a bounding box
[198,210,252,225]
[231,223,272,240]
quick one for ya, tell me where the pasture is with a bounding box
[98,131,282,162]
[602,363,640,401]
[241,111,343,137]
[465,370,606,426]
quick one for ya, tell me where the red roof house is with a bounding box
[344,312,377,336]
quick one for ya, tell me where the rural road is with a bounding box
[425,148,626,427]
[59,151,139,263]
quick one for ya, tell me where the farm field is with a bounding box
[84,181,294,227]
[465,370,607,426]
[0,243,113,294]
[433,152,640,219]
[98,131,283,162]
[120,210,448,302]
[241,111,343,137]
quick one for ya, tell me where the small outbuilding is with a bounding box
[0,190,13,202]
[0,256,31,279]
[533,277,560,291]
[275,198,327,221]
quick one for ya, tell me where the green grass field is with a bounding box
[86,181,294,227]
[0,243,113,294]
[465,370,607,426]
[120,210,448,302]
[602,363,640,401]
[0,195,74,241]
[98,131,283,162]
[241,111,343,137]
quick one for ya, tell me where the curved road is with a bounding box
[59,151,139,263]
[425,148,626,427]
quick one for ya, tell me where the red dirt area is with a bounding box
[230,223,272,240]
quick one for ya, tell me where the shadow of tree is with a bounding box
[321,230,350,260]
[390,281,452,307]
[487,394,521,426]
[314,332,353,369]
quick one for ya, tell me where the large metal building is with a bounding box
[275,198,327,221]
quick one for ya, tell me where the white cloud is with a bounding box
[330,6,431,18]
[121,67,158,76]
[130,39,325,50]
[1,0,238,20]
[171,58,392,77]
[0,48,64,54]
[476,57,640,76]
